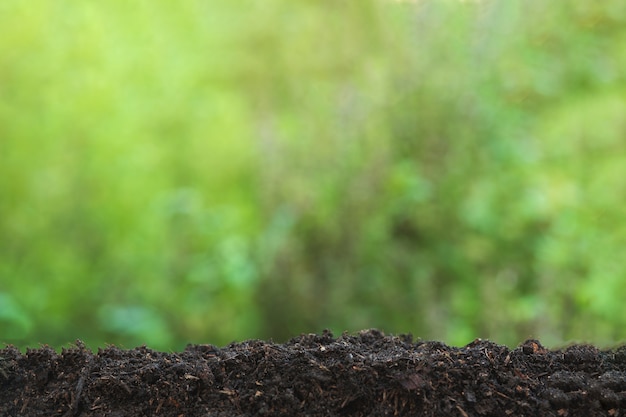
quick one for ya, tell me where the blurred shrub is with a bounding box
[0,0,625,350]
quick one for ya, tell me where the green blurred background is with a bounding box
[1,0,626,351]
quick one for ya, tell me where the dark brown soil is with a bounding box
[2,330,626,416]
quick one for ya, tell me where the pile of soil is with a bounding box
[2,329,626,416]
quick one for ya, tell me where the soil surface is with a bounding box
[2,330,626,416]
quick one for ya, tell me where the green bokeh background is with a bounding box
[2,0,626,351]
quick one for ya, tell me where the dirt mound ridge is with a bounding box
[2,330,626,416]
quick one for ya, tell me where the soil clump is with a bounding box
[2,329,626,416]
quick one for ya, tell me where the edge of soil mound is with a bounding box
[2,330,626,416]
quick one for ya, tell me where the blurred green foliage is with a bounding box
[1,0,626,351]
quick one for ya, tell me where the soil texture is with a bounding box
[2,329,626,416]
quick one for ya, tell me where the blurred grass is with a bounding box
[1,0,626,351]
